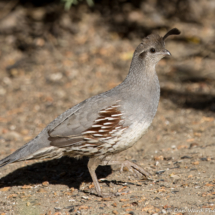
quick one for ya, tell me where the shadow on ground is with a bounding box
[161,87,215,112]
[0,156,112,190]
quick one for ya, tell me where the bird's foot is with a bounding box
[120,160,151,179]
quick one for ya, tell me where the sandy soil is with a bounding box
[1,1,215,214]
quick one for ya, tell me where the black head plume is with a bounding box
[163,28,180,41]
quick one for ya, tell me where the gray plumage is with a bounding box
[0,28,180,197]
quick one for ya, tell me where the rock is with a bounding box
[3,131,21,141]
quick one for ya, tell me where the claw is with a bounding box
[120,160,151,179]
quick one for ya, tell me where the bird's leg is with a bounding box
[88,157,116,197]
[87,157,102,196]
[87,158,151,197]
[101,159,151,178]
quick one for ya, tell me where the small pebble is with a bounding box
[42,181,49,187]
[181,156,192,159]
[156,170,165,175]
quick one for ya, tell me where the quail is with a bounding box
[0,28,180,197]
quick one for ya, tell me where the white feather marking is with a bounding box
[93,134,103,137]
[82,130,96,134]
[111,114,122,117]
[100,137,112,140]
[121,128,127,132]
[26,146,64,160]
[98,130,107,132]
[80,144,93,147]
[92,125,102,127]
[95,118,106,122]
[99,110,109,113]
[106,117,116,121]
[103,122,112,125]
[105,107,114,110]
[109,130,116,134]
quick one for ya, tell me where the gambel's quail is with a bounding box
[0,28,180,197]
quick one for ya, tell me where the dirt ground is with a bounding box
[1,1,215,214]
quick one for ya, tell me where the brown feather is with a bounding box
[83,105,124,140]
[48,104,125,149]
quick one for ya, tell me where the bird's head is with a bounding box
[134,28,180,65]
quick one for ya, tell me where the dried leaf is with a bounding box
[79,205,89,210]
[102,197,113,201]
[37,188,47,193]
[202,117,214,122]
[192,161,199,165]
[142,205,154,212]
[125,208,133,212]
[120,199,129,202]
[121,203,131,208]
[89,184,94,189]
[7,194,17,198]
[187,138,195,142]
[205,184,213,187]
[154,156,164,160]
[177,145,188,149]
[112,203,117,207]
[0,187,10,192]
[22,185,33,189]
[118,186,127,192]
[42,181,49,187]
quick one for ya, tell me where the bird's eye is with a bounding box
[150,48,156,53]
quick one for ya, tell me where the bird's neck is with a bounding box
[119,56,160,123]
[123,57,158,90]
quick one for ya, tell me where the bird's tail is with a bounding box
[0,144,28,168]
[0,133,54,168]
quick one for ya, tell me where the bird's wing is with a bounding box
[47,96,125,147]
